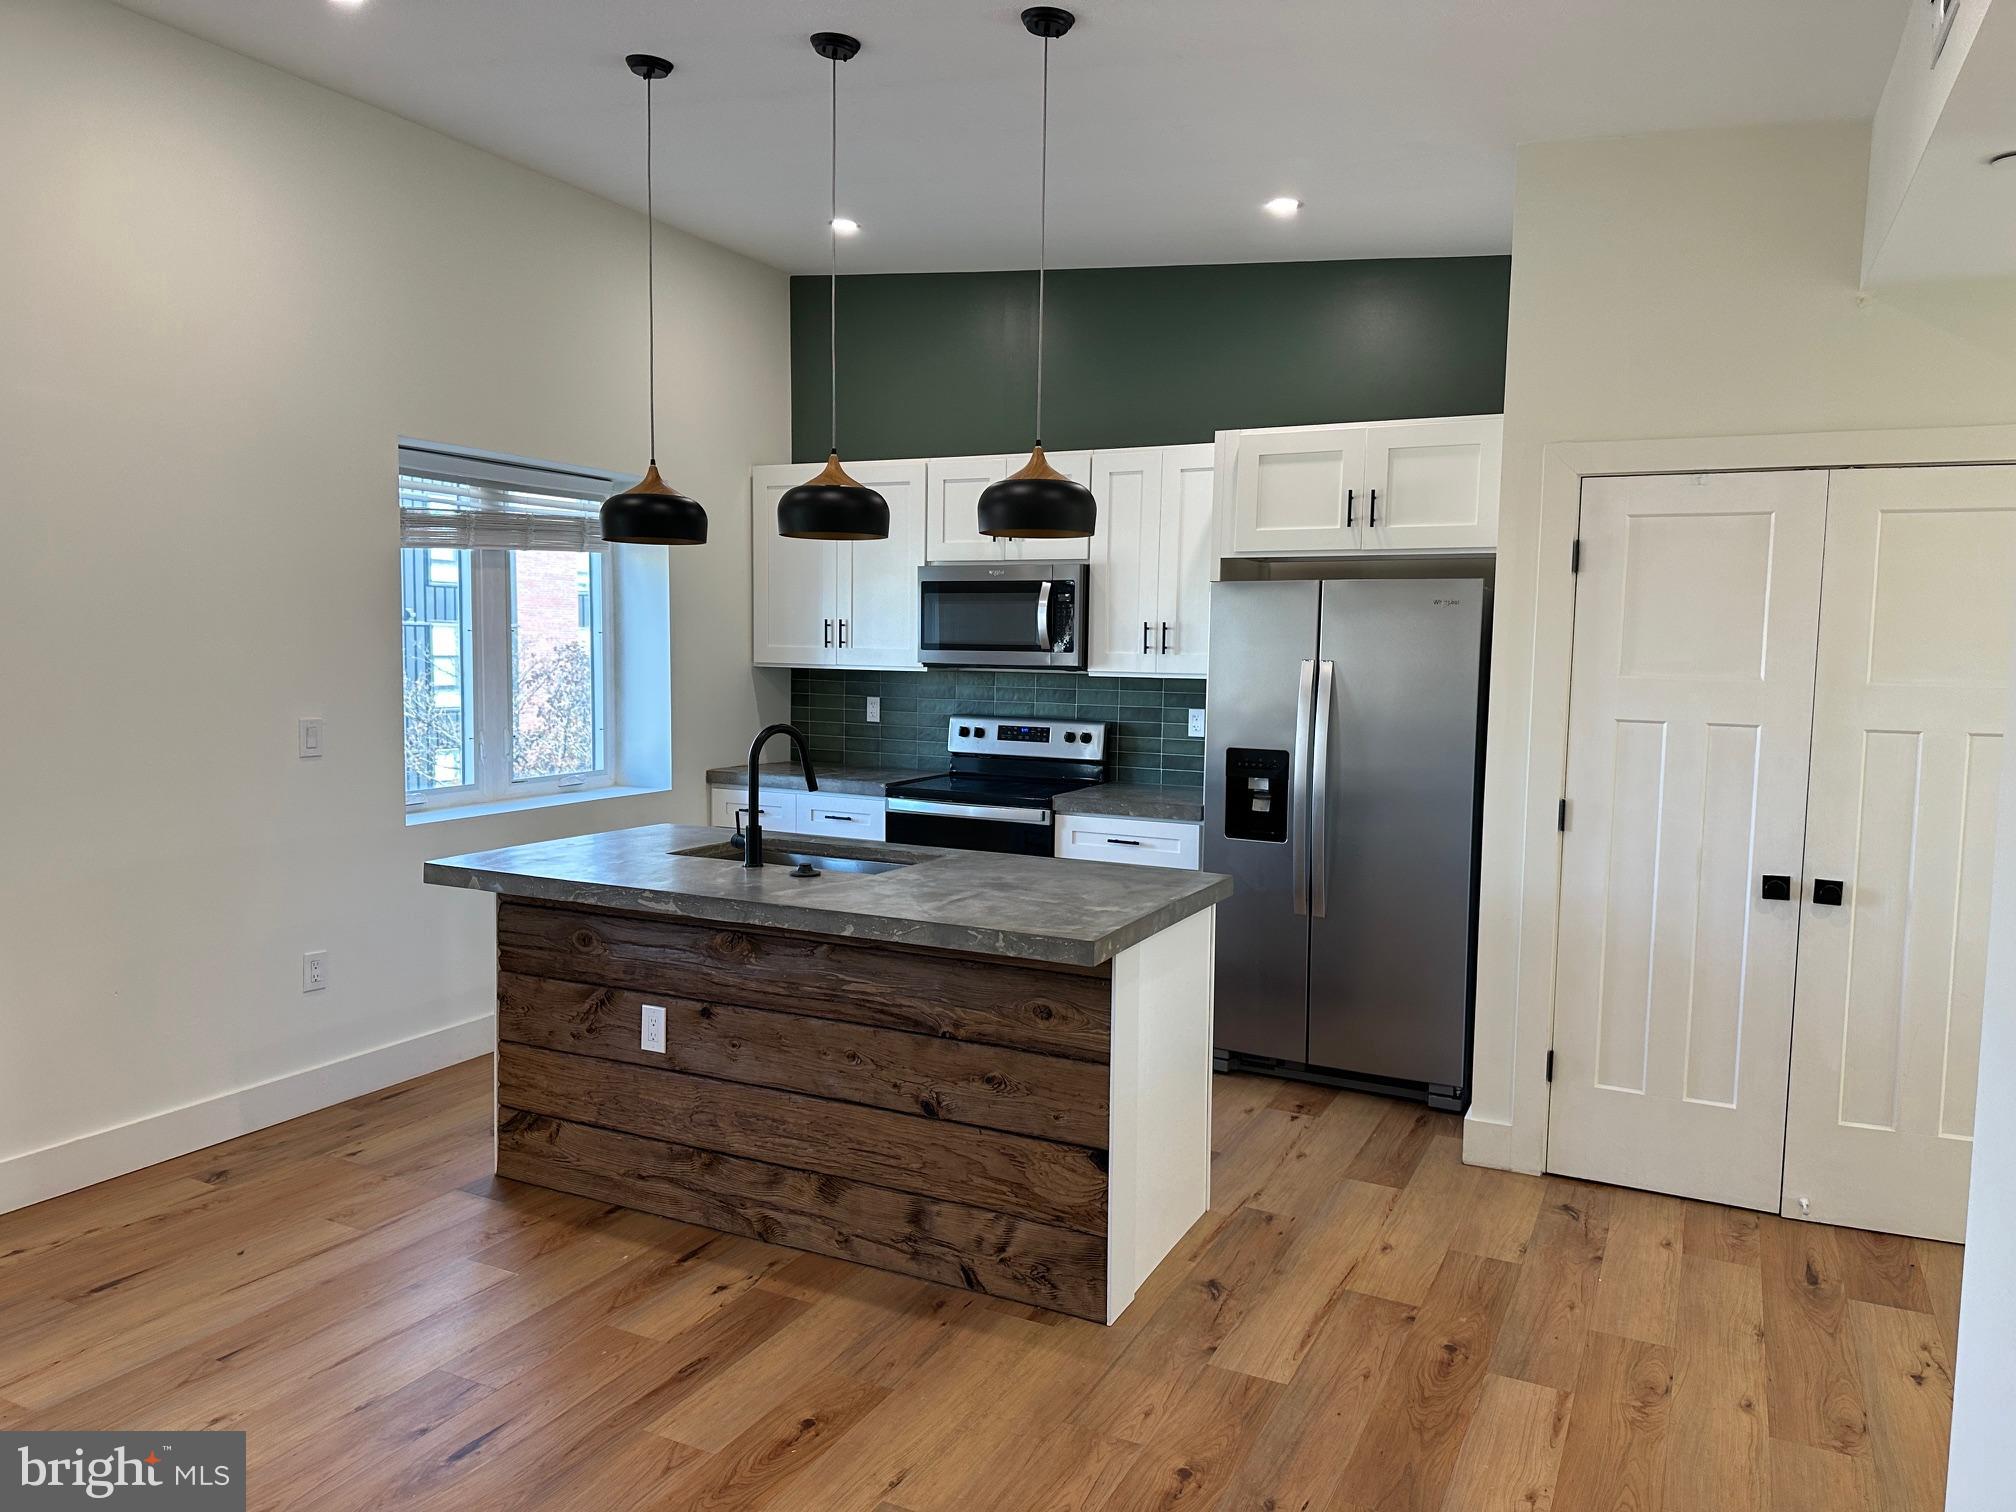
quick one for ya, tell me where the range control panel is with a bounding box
[947,715,1106,761]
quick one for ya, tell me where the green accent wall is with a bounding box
[790,257,1511,463]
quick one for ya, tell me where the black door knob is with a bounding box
[1813,879,1845,906]
[1760,874,1791,901]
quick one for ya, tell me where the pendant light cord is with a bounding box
[829,55,840,457]
[645,73,658,466]
[1035,34,1049,446]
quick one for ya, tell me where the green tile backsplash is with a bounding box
[790,669,1208,789]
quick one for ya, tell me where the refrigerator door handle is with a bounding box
[1291,658,1316,917]
[1311,659,1336,918]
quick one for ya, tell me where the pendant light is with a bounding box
[978,7,1096,541]
[600,53,708,546]
[777,33,890,540]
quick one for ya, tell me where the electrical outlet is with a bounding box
[297,717,324,758]
[640,1003,667,1053]
[302,950,329,992]
[866,696,881,724]
[1187,708,1206,739]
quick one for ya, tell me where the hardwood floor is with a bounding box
[0,1059,1960,1511]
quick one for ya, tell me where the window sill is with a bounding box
[404,783,668,827]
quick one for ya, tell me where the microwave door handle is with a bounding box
[1291,658,1315,917]
[1035,580,1054,649]
[1310,659,1335,919]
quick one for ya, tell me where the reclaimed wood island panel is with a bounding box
[426,823,1229,1323]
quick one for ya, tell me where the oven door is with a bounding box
[918,566,1085,669]
[886,797,1055,855]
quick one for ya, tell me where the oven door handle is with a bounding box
[887,797,1053,826]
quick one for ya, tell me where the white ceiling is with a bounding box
[116,0,1908,274]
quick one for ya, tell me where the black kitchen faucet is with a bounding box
[741,724,819,868]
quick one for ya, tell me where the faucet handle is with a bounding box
[731,807,750,848]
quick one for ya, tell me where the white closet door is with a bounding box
[1783,465,2016,1242]
[1548,471,1827,1210]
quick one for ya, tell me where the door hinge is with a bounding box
[1545,1050,1555,1083]
[1570,538,1581,573]
[1557,798,1568,832]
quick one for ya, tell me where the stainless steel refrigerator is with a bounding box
[1205,577,1488,1111]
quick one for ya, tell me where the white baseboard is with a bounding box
[0,1015,494,1217]
[1461,1110,1544,1176]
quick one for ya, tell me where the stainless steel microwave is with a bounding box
[918,562,1087,670]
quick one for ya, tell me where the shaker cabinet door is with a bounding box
[751,465,838,666]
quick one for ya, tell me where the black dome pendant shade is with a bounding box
[778,31,890,540]
[602,52,707,546]
[979,8,1094,541]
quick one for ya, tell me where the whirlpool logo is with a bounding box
[4,1434,244,1508]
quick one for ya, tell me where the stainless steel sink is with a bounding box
[671,841,912,876]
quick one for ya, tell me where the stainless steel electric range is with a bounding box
[884,715,1108,855]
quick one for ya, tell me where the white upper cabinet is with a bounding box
[1361,418,1502,552]
[924,454,1006,562]
[925,452,1094,563]
[751,460,927,670]
[752,464,839,666]
[835,462,926,667]
[1226,415,1502,556]
[1089,449,1166,676]
[1231,425,1369,554]
[1155,444,1216,677]
[1087,443,1215,678]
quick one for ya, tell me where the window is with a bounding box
[399,449,617,811]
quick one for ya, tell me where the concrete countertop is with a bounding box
[703,761,934,797]
[426,823,1231,969]
[1053,784,1205,824]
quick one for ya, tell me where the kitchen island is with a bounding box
[424,824,1229,1323]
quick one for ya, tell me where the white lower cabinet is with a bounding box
[1056,813,1200,870]
[1225,414,1501,556]
[708,786,797,831]
[1546,463,2016,1243]
[796,792,887,841]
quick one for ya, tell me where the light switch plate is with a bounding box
[298,717,324,758]
[640,1003,667,1053]
[866,696,881,724]
[1187,708,1206,738]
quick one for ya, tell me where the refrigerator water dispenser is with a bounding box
[1222,748,1291,842]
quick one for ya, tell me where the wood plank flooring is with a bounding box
[0,1060,1960,1511]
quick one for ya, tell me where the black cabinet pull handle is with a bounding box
[1760,874,1791,901]
[1106,837,1143,846]
[838,618,847,648]
[1346,488,1356,528]
[1143,621,1151,655]
[1368,488,1379,528]
[1160,622,1170,654]
[1813,878,1845,906]
[823,619,833,648]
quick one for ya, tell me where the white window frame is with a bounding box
[400,449,622,815]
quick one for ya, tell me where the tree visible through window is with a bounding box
[398,457,613,810]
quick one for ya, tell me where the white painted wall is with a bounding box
[1468,122,2016,1174]
[0,0,790,1211]
[1946,579,2016,1511]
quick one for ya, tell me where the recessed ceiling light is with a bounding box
[1263,196,1302,218]
[329,0,368,9]
[830,217,860,236]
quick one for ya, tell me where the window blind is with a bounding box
[397,451,614,553]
